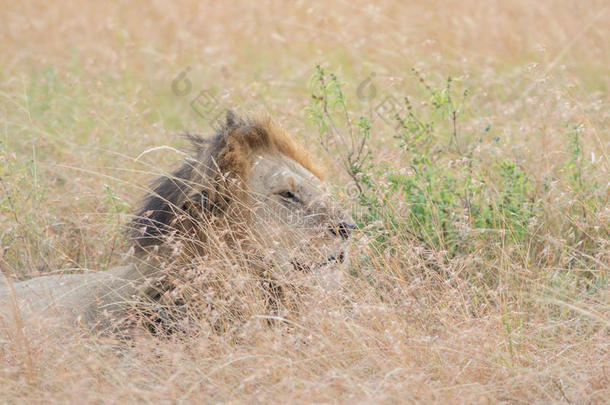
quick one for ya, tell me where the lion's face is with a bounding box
[131,113,354,284]
[246,151,354,278]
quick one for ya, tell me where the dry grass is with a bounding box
[1,1,609,403]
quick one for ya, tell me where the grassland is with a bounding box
[1,1,608,403]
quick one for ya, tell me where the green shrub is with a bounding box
[308,66,541,258]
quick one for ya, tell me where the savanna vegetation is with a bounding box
[1,1,608,403]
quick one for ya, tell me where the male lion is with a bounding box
[0,112,354,331]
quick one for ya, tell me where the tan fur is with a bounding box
[212,117,324,193]
[0,112,350,333]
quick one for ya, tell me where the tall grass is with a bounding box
[1,0,608,403]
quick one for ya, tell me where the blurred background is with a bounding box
[2,0,607,272]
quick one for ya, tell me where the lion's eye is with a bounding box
[278,190,300,203]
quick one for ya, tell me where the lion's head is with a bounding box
[129,111,354,279]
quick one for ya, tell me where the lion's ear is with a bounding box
[225,110,237,128]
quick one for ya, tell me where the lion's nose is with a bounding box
[329,222,355,240]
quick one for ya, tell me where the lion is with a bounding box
[0,111,355,331]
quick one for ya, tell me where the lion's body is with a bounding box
[0,261,163,329]
[1,267,130,326]
[0,112,353,330]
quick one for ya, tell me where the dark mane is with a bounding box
[128,111,323,251]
